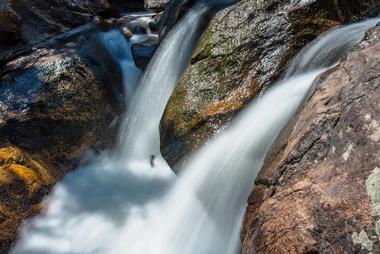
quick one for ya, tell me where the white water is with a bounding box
[97,16,158,98]
[98,30,142,97]
[117,3,213,162]
[11,3,216,254]
[11,6,380,254]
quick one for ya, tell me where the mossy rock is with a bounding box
[160,0,352,170]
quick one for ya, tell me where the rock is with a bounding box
[132,43,159,69]
[145,0,171,10]
[122,26,134,38]
[0,39,120,167]
[150,0,192,39]
[0,146,61,253]
[10,0,110,44]
[161,0,370,170]
[0,0,21,43]
[242,24,380,254]
[0,0,147,65]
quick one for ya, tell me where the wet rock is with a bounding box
[0,146,61,253]
[242,24,380,254]
[160,0,363,170]
[132,43,159,69]
[150,0,192,39]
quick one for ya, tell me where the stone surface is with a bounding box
[161,0,368,170]
[145,0,171,9]
[0,39,120,167]
[242,24,380,254]
[0,147,61,253]
[0,0,21,43]
[150,0,191,39]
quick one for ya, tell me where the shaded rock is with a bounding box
[0,146,61,253]
[0,0,21,43]
[132,43,159,69]
[0,0,147,65]
[161,0,368,169]
[242,24,380,254]
[150,0,192,39]
[11,0,110,43]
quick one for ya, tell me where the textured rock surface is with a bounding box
[145,0,171,9]
[0,39,120,168]
[0,147,61,253]
[242,24,380,254]
[161,0,371,169]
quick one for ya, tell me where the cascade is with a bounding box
[11,1,380,252]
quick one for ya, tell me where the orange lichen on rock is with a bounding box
[0,146,61,251]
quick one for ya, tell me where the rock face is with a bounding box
[0,147,61,253]
[160,0,379,169]
[242,25,380,253]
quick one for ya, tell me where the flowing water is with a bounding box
[11,3,380,254]
[97,14,158,98]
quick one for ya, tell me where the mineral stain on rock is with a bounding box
[0,146,61,252]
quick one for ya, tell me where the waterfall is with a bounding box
[117,3,214,162]
[116,17,380,254]
[96,14,158,98]
[11,2,219,254]
[97,30,142,97]
[11,2,380,253]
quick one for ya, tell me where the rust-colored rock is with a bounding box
[242,25,380,254]
[0,147,61,253]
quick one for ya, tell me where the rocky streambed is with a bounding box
[0,0,379,253]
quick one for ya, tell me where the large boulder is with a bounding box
[242,24,380,253]
[0,38,120,168]
[160,0,378,170]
